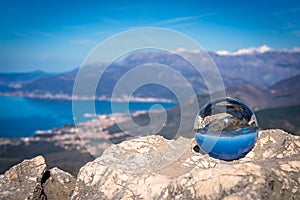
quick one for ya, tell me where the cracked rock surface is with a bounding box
[72,129,300,200]
[0,129,299,200]
[0,156,46,199]
[0,156,76,200]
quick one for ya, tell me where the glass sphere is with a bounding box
[194,97,258,161]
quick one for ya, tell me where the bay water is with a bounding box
[0,96,176,137]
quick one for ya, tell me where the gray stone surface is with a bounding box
[0,129,299,200]
[0,156,76,200]
[43,167,76,200]
[72,129,300,200]
[0,156,46,200]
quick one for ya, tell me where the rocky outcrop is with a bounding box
[72,129,300,200]
[0,129,299,200]
[43,167,75,200]
[0,156,46,199]
[0,156,76,200]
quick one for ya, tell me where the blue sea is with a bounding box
[0,96,176,137]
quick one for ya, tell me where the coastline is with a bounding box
[0,92,176,103]
[0,94,177,138]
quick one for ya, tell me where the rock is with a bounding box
[0,156,76,200]
[43,167,76,200]
[0,156,46,199]
[0,129,299,200]
[72,129,300,200]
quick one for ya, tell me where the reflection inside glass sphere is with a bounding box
[194,97,258,161]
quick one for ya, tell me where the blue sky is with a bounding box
[0,0,300,72]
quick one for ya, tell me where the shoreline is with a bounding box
[0,93,177,103]
[0,95,177,139]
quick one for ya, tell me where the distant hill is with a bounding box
[104,75,300,140]
[0,71,52,92]
[0,49,299,102]
[225,73,300,111]
[20,69,78,95]
[256,104,300,135]
[105,93,300,143]
[0,70,51,83]
[270,74,300,91]
[210,50,300,88]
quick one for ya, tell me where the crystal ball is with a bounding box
[194,97,258,161]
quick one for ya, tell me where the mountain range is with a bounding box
[0,46,299,106]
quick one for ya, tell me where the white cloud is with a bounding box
[215,45,300,55]
[173,48,200,54]
[70,39,95,45]
[153,13,216,26]
[289,47,300,52]
[216,45,273,56]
